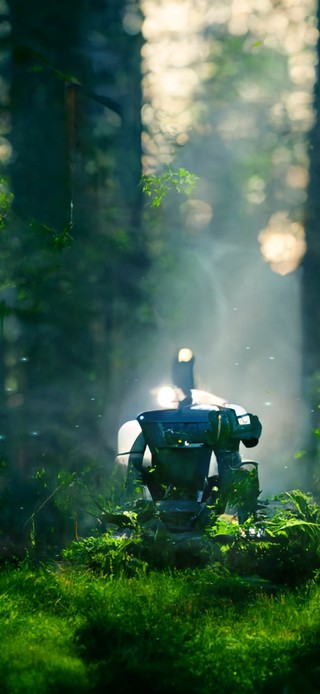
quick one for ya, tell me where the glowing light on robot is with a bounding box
[178,348,193,362]
[157,385,177,407]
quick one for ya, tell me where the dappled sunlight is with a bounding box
[141,0,209,169]
[139,0,316,275]
[142,1,206,37]
[286,165,309,189]
[182,198,213,228]
[137,0,317,491]
[284,90,315,130]
[289,50,317,87]
[258,211,306,275]
[140,0,317,212]
[246,176,266,205]
[156,384,177,406]
[0,137,12,164]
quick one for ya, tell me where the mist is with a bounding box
[116,0,316,499]
[117,237,310,498]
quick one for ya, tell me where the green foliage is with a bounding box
[62,495,220,574]
[30,220,74,250]
[217,490,320,586]
[0,177,14,229]
[207,516,243,541]
[140,167,200,207]
[2,563,320,692]
[62,528,195,575]
[59,489,320,584]
[15,460,113,559]
[264,490,320,537]
[0,564,89,693]
[62,530,147,576]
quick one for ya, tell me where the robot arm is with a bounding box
[224,404,262,446]
[232,413,262,445]
[128,431,146,473]
[206,407,262,448]
[242,437,259,448]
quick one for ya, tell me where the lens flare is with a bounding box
[157,386,177,407]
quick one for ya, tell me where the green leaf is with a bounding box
[293,450,306,460]
[140,166,200,207]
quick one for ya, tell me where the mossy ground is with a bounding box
[1,561,320,694]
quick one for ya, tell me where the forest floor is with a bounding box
[1,560,320,694]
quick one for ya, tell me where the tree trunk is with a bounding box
[301,1,320,489]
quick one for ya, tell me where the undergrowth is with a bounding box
[62,489,320,585]
[2,490,320,693]
[1,562,320,693]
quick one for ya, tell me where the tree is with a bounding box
[0,0,149,552]
[302,0,320,490]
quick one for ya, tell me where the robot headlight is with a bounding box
[157,386,178,408]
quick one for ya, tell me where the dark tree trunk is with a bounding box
[0,0,147,551]
[8,0,82,227]
[301,1,320,489]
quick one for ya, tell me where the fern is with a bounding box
[262,490,320,543]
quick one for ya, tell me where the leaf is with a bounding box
[140,166,200,207]
[293,450,306,460]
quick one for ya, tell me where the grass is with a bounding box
[1,562,320,693]
[1,490,320,693]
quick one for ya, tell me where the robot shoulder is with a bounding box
[117,419,143,455]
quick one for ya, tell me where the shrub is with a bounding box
[221,490,320,585]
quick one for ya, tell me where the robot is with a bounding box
[116,349,262,529]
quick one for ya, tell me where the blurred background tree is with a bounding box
[302,0,320,490]
[0,0,149,552]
